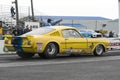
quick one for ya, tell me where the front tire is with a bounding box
[94,44,104,56]
[16,50,35,58]
[43,43,58,59]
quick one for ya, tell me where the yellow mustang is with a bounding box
[4,26,110,59]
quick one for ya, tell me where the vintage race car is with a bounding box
[4,26,110,59]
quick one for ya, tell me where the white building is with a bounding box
[36,16,118,35]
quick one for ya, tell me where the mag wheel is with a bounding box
[43,43,58,59]
[94,44,104,56]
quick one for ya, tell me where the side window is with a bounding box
[70,30,81,38]
[62,30,70,38]
[62,29,81,38]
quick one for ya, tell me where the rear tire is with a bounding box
[43,43,58,59]
[94,44,104,56]
[16,50,35,58]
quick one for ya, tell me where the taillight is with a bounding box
[27,41,32,45]
[36,42,43,46]
[5,40,9,44]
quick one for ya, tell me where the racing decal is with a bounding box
[65,48,84,54]
[88,43,94,50]
[80,49,86,53]
[36,42,43,53]
[65,48,72,53]
[89,44,94,49]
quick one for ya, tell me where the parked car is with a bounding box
[79,29,103,38]
[80,32,103,38]
[79,29,120,50]
[4,26,110,59]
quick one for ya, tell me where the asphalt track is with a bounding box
[0,50,120,80]
[0,50,120,67]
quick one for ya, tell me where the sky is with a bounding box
[0,0,119,19]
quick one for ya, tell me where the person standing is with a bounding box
[47,19,52,26]
[109,31,114,37]
[29,26,32,31]
[47,18,62,26]
[24,25,30,33]
[10,6,15,18]
[41,18,62,27]
[12,27,19,36]
[0,27,2,40]
[18,26,24,35]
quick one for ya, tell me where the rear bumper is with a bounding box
[5,45,37,53]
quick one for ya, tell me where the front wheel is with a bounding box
[43,43,58,59]
[94,45,104,56]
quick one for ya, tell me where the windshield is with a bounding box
[21,27,55,36]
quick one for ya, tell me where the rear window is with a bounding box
[21,27,55,36]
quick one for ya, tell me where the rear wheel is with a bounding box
[43,43,58,59]
[94,44,104,56]
[16,50,35,58]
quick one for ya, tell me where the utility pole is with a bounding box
[12,0,19,26]
[31,0,35,21]
[118,0,120,37]
[15,0,19,26]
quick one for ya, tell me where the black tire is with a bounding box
[43,43,58,59]
[38,53,45,58]
[16,50,35,58]
[94,44,104,56]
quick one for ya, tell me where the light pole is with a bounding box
[95,20,98,30]
[31,0,34,21]
[12,0,19,26]
[118,0,120,37]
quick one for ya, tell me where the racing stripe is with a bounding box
[13,37,24,53]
